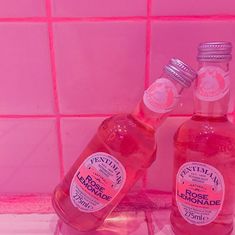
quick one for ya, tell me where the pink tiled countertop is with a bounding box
[0,191,173,234]
[1,210,235,235]
[1,191,234,234]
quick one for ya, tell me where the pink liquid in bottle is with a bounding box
[52,58,196,231]
[171,42,235,235]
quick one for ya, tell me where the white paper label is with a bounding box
[70,152,126,213]
[196,66,230,101]
[176,162,225,226]
[143,78,179,113]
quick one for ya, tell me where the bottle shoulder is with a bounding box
[97,114,156,154]
[94,114,157,168]
[175,116,235,154]
[176,116,235,137]
[99,114,155,136]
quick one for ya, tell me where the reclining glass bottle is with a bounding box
[171,42,235,235]
[52,58,196,231]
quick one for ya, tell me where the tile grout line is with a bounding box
[54,219,63,235]
[0,114,113,118]
[232,110,235,123]
[144,0,152,89]
[45,0,65,179]
[0,15,235,22]
[145,210,155,235]
[142,0,152,192]
[54,16,147,22]
[151,15,235,21]
[0,113,233,118]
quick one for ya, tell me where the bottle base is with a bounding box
[171,225,233,235]
[170,215,234,235]
[52,193,102,232]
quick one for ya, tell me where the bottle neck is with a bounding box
[194,61,230,118]
[131,72,185,130]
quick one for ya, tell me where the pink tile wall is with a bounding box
[0,0,45,17]
[145,117,188,192]
[61,117,105,171]
[0,119,59,194]
[53,22,146,114]
[0,23,54,114]
[0,0,234,198]
[52,0,147,17]
[152,0,235,16]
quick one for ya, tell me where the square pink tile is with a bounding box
[151,209,174,234]
[0,23,54,114]
[229,114,235,123]
[0,0,45,17]
[58,211,148,235]
[0,118,60,194]
[150,21,235,115]
[61,117,105,171]
[152,0,235,16]
[54,22,146,114]
[0,214,58,234]
[52,0,146,17]
[61,117,143,192]
[145,117,188,192]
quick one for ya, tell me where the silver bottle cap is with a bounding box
[164,58,197,88]
[197,41,232,62]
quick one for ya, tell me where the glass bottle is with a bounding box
[171,42,235,235]
[52,58,196,231]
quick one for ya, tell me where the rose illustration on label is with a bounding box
[70,152,126,213]
[176,162,225,226]
[143,78,179,113]
[196,66,230,101]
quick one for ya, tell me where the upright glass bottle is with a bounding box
[52,58,196,231]
[171,42,235,235]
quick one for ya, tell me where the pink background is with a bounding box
[0,0,234,197]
